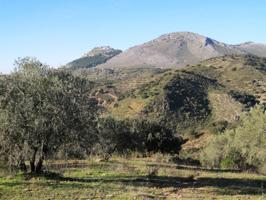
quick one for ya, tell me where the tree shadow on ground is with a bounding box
[1,171,265,196]
[2,160,265,197]
[34,172,266,196]
[145,163,242,173]
[46,160,242,173]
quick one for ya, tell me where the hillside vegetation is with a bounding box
[200,105,266,174]
[109,55,266,132]
[0,55,265,200]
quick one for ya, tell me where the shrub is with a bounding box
[95,118,134,160]
[208,120,228,134]
[200,132,231,168]
[132,119,184,154]
[94,118,183,159]
[200,106,266,173]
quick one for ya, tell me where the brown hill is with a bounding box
[98,32,266,69]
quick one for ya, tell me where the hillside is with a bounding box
[98,32,266,69]
[70,67,167,108]
[107,54,266,133]
[66,46,122,69]
[235,42,266,57]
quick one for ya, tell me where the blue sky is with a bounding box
[0,0,266,73]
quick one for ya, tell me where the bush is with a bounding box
[95,118,134,160]
[132,119,184,154]
[200,132,231,168]
[200,106,266,173]
[94,118,183,159]
[208,120,228,134]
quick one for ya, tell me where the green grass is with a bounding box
[0,157,265,200]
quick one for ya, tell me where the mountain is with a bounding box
[66,46,122,69]
[97,32,266,69]
[234,42,266,57]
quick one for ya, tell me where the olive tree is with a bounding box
[0,58,99,173]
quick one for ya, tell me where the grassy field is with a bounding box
[0,156,265,200]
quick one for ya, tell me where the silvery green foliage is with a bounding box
[0,58,99,172]
[200,105,266,173]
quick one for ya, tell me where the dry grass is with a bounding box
[109,97,150,119]
[208,91,243,122]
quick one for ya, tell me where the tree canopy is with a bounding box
[0,58,99,172]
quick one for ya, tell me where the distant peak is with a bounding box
[82,46,122,57]
[66,46,122,69]
[241,41,255,45]
[152,31,208,43]
[91,46,113,51]
[164,31,201,36]
[159,31,202,38]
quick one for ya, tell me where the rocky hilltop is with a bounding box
[66,46,122,69]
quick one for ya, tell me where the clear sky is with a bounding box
[0,0,266,73]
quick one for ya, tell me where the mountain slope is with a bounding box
[66,46,122,69]
[98,32,266,69]
[234,42,266,58]
[107,55,266,133]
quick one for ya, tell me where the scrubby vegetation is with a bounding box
[0,55,265,199]
[145,71,218,132]
[109,55,266,137]
[0,58,182,173]
[93,117,183,161]
[200,106,266,174]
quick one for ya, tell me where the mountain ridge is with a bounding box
[97,32,266,69]
[66,32,266,70]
